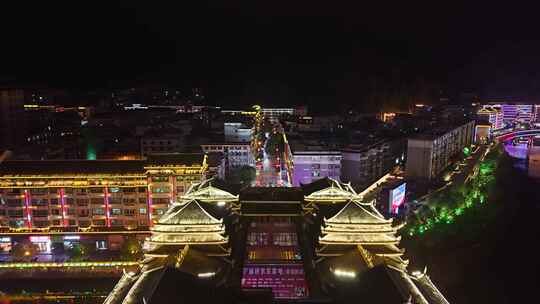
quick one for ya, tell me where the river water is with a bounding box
[503,143,540,177]
[0,278,117,304]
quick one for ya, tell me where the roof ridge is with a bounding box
[325,200,390,224]
[158,200,221,225]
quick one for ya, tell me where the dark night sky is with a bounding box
[2,1,540,108]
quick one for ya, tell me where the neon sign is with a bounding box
[389,183,406,214]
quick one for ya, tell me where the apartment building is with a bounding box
[406,120,474,180]
[0,153,207,230]
[292,151,341,186]
[477,106,503,130]
[341,139,405,188]
[201,143,255,169]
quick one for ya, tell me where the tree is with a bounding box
[69,243,93,261]
[265,133,284,156]
[11,239,39,262]
[120,236,143,261]
[229,165,256,185]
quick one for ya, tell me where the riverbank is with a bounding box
[0,261,137,280]
[0,277,117,304]
[402,149,540,303]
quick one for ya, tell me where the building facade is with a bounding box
[201,143,255,170]
[341,139,405,188]
[406,121,475,180]
[261,108,294,122]
[484,103,535,125]
[224,123,252,143]
[0,154,207,230]
[0,89,27,150]
[477,107,503,130]
[141,135,183,156]
[292,151,341,186]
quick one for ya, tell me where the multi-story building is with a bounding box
[0,153,207,230]
[474,123,492,144]
[533,105,540,124]
[201,143,255,170]
[261,108,294,122]
[528,137,540,179]
[341,139,405,188]
[406,120,474,180]
[141,134,183,156]
[483,103,535,125]
[0,89,27,150]
[477,106,503,130]
[224,122,252,143]
[291,151,341,186]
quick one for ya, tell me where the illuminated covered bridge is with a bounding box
[104,178,449,304]
[495,128,540,142]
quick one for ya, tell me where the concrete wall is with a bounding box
[405,139,433,180]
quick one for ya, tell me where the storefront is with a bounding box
[62,235,81,250]
[0,237,12,253]
[29,236,52,254]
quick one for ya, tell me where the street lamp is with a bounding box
[332,268,356,278]
[198,272,216,278]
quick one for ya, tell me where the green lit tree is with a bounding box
[265,133,284,156]
[120,237,143,261]
[228,165,256,185]
[69,243,94,261]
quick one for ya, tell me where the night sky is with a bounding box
[3,1,540,109]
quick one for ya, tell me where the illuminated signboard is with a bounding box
[389,183,406,214]
[29,236,51,243]
[63,235,81,241]
[242,218,308,299]
[241,264,309,299]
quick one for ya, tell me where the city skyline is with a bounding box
[4,2,540,108]
[2,2,540,303]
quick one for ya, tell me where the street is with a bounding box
[253,121,293,187]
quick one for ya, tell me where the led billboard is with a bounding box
[389,182,406,214]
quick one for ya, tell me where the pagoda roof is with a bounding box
[303,177,357,196]
[148,232,227,245]
[319,200,402,247]
[156,200,222,226]
[324,200,392,225]
[304,181,358,202]
[183,178,238,202]
[319,231,400,245]
[148,200,227,247]
[240,187,304,202]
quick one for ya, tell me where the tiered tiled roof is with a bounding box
[148,200,227,246]
[319,201,400,245]
[182,178,239,203]
[303,178,358,203]
[318,201,403,258]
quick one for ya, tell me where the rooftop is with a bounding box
[0,160,147,176]
[240,187,304,202]
[0,153,205,176]
[410,120,474,141]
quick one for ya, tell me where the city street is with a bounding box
[253,121,293,187]
[254,151,284,187]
